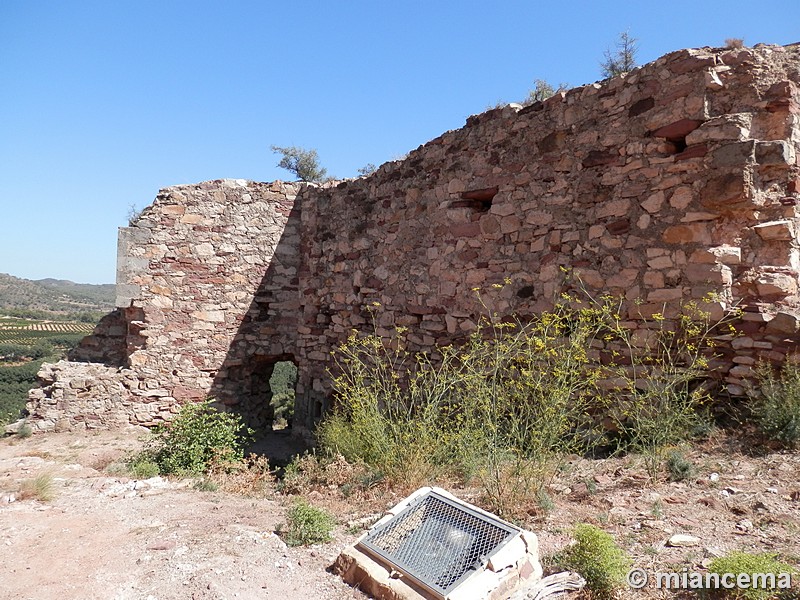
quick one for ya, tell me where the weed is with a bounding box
[651,498,664,519]
[278,499,335,546]
[131,400,253,476]
[16,420,32,439]
[346,524,364,535]
[666,449,696,482]
[707,551,797,599]
[643,544,659,556]
[209,454,273,495]
[559,523,632,600]
[18,472,55,502]
[318,293,614,518]
[750,361,800,449]
[610,299,726,479]
[193,478,218,492]
[536,488,555,514]
[128,457,160,479]
[318,290,730,515]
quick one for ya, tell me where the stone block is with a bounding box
[754,220,795,241]
[647,256,673,269]
[662,224,711,244]
[766,311,800,334]
[756,141,795,166]
[711,141,756,167]
[684,264,732,285]
[755,272,798,297]
[641,191,664,213]
[651,119,704,140]
[699,171,750,210]
[646,288,684,302]
[685,113,752,145]
[487,535,527,572]
[669,187,693,209]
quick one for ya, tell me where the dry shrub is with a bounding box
[209,453,274,496]
[18,472,55,502]
[280,453,379,498]
[317,289,733,516]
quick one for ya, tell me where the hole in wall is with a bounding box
[268,360,297,430]
[449,187,499,213]
[449,199,492,213]
[516,285,535,299]
[668,136,688,154]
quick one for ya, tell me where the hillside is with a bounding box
[0,273,115,314]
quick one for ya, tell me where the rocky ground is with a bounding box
[1,428,798,600]
[0,429,362,600]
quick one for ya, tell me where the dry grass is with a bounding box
[17,472,55,502]
[209,454,275,496]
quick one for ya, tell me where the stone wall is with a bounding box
[27,179,302,431]
[292,44,800,428]
[25,43,800,434]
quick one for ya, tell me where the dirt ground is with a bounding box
[0,428,364,600]
[1,428,799,600]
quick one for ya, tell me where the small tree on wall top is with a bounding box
[525,79,569,105]
[271,145,328,183]
[601,31,638,78]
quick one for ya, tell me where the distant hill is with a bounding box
[0,273,115,314]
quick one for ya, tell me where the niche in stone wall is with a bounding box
[449,186,499,213]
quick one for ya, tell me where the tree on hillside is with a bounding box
[601,31,638,78]
[271,145,328,183]
[525,79,569,105]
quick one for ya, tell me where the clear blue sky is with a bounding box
[1,1,797,284]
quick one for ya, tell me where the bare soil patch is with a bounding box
[0,429,362,600]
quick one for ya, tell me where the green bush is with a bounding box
[317,290,725,516]
[317,296,610,516]
[560,523,631,599]
[279,499,335,546]
[128,458,160,479]
[0,360,44,426]
[269,361,297,425]
[708,551,797,599]
[751,361,800,449]
[666,449,696,482]
[134,400,253,476]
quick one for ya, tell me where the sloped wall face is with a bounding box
[26,180,302,431]
[293,45,800,429]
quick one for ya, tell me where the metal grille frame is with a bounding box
[357,490,520,598]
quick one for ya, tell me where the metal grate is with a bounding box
[357,491,519,598]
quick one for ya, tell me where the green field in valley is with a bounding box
[0,315,95,426]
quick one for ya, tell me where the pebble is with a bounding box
[667,534,700,547]
[736,519,754,532]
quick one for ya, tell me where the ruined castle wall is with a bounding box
[27,180,302,431]
[292,45,800,428]
[24,44,800,434]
